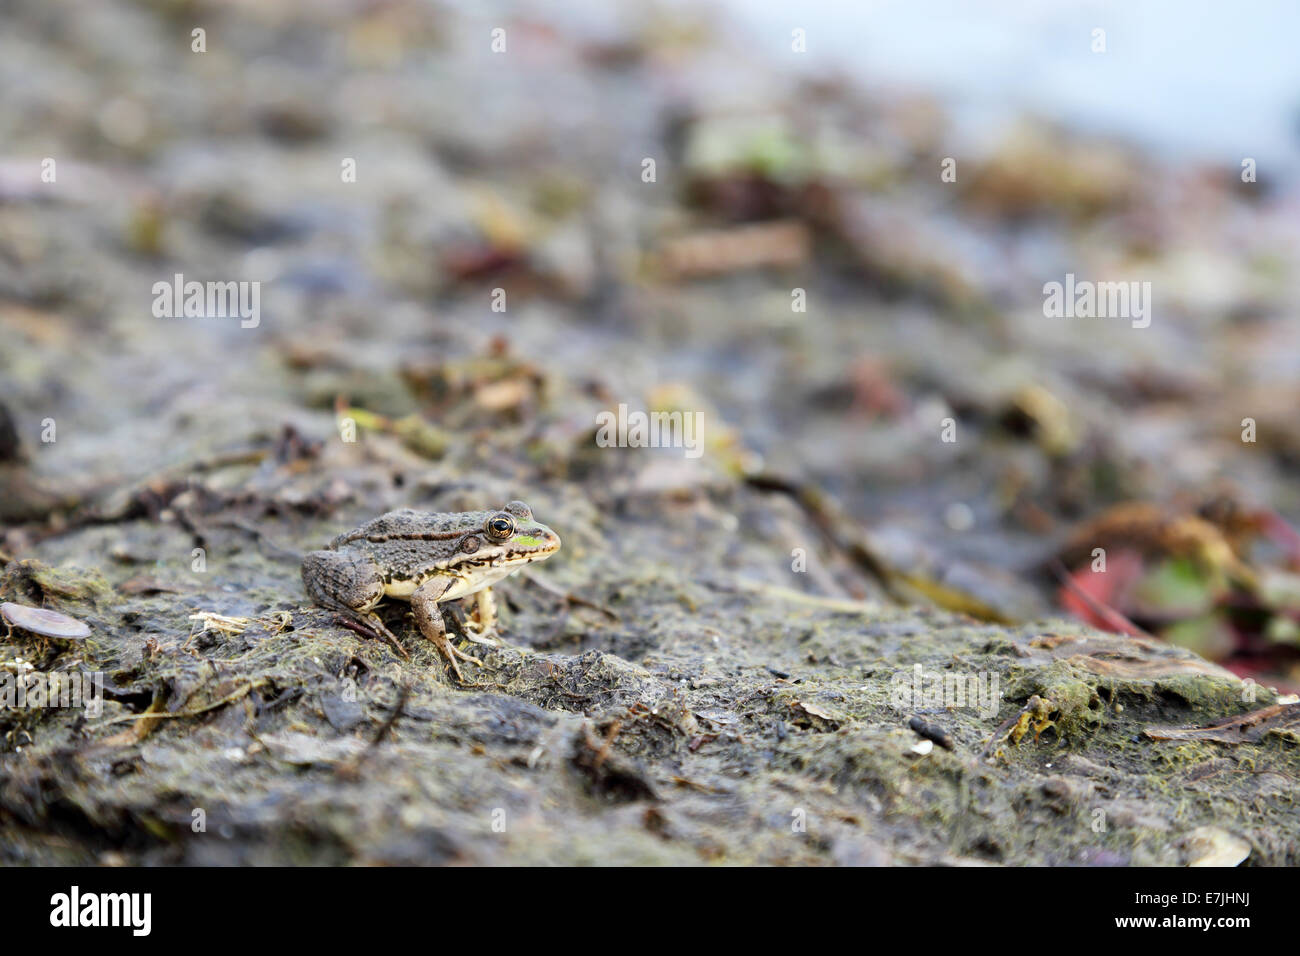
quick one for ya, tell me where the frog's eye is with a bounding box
[505,500,532,520]
[486,513,514,539]
[461,535,480,554]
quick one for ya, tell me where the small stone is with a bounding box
[944,501,975,532]
[322,692,365,733]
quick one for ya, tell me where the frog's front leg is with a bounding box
[463,587,502,646]
[412,578,483,682]
[302,550,410,660]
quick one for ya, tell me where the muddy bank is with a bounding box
[1,461,1295,865]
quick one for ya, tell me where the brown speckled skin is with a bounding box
[301,501,560,681]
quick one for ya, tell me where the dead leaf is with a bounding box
[1181,826,1251,867]
[98,693,167,747]
[660,220,809,279]
[1017,631,1240,682]
[1057,502,1255,590]
[474,378,530,411]
[796,701,834,720]
[1143,702,1300,744]
[790,700,843,729]
[261,732,368,766]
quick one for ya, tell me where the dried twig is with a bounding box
[1048,558,1152,638]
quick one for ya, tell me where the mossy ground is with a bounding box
[2,479,1295,865]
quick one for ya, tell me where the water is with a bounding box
[715,0,1300,172]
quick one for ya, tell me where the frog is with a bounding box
[302,500,560,681]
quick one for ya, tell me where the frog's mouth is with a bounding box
[511,526,561,558]
[500,547,559,567]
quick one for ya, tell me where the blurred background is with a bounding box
[4,0,1300,689]
[722,0,1300,169]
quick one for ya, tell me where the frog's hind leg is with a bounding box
[332,605,410,661]
[412,579,482,683]
[463,587,503,646]
[302,550,410,660]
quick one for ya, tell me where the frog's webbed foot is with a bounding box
[413,580,482,683]
[461,624,502,646]
[323,607,410,660]
[434,625,484,682]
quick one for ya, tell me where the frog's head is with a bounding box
[457,500,560,568]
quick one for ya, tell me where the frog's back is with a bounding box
[328,509,484,549]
